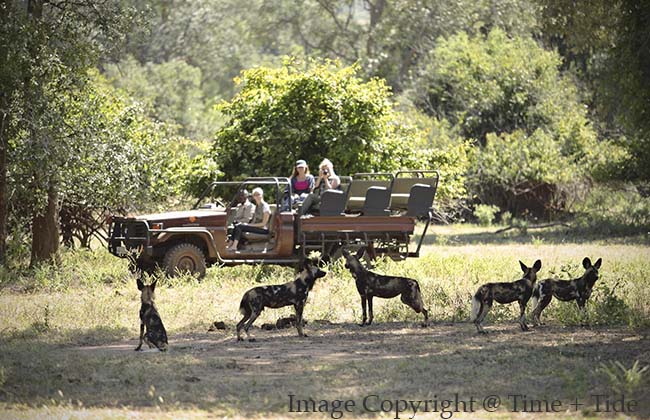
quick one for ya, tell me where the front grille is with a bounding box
[109,219,150,256]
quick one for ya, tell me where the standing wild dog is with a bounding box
[135,278,168,351]
[236,261,326,341]
[531,257,602,326]
[342,248,429,326]
[471,259,542,333]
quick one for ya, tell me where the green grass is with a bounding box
[1,224,649,418]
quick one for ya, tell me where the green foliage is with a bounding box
[214,59,418,178]
[599,360,648,396]
[473,204,499,226]
[538,0,650,182]
[104,56,219,140]
[572,184,650,237]
[410,28,611,214]
[397,103,471,204]
[413,29,587,144]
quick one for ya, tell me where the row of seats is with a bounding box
[242,171,439,243]
[320,171,439,218]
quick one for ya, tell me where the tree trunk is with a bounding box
[0,0,11,265]
[30,185,60,267]
[0,111,7,266]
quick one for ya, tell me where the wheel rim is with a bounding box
[177,255,197,272]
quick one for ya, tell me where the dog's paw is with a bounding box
[134,347,142,351]
[248,338,257,342]
[236,337,244,342]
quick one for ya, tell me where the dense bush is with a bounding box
[411,29,625,215]
[213,59,419,179]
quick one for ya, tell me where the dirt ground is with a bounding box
[2,320,649,419]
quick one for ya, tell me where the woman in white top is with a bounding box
[227,187,271,251]
[299,158,341,216]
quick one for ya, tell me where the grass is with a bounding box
[1,224,649,419]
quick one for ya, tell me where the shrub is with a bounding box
[474,204,499,226]
[213,58,418,179]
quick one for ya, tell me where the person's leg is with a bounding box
[228,225,243,250]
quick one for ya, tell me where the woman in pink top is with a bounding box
[289,159,315,203]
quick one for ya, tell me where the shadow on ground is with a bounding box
[1,322,649,418]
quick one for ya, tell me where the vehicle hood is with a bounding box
[131,209,225,222]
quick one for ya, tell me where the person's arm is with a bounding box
[308,175,315,192]
[330,175,340,190]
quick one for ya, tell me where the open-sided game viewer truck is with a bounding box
[108,170,439,278]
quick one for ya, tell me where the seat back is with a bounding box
[361,186,391,216]
[319,189,347,216]
[346,173,393,212]
[243,204,276,242]
[406,184,436,218]
[389,171,439,210]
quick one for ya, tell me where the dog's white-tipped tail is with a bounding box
[531,295,539,312]
[470,293,481,323]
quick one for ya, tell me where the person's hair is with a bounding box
[291,162,310,178]
[238,189,249,197]
[319,158,335,175]
[252,187,264,198]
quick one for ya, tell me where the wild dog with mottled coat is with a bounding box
[531,257,602,326]
[342,248,429,326]
[236,261,326,341]
[470,259,542,333]
[135,278,168,351]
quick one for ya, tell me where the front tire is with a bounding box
[162,243,207,279]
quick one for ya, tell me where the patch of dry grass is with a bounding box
[1,224,649,418]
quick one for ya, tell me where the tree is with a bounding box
[1,0,135,266]
[214,59,418,179]
[411,29,610,214]
[537,0,650,181]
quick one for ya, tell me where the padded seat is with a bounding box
[406,184,436,218]
[346,179,392,212]
[361,186,391,216]
[243,205,276,242]
[319,189,347,216]
[390,175,438,210]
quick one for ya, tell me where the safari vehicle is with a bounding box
[108,171,439,278]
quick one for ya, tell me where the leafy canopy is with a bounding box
[214,59,418,178]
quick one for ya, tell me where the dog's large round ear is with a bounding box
[519,260,528,273]
[533,259,542,272]
[594,258,602,270]
[136,277,144,291]
[151,279,158,291]
[582,257,592,269]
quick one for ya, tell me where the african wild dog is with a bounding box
[470,259,542,333]
[135,278,168,351]
[531,257,602,326]
[236,261,326,341]
[342,248,429,326]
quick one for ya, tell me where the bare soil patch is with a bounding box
[2,321,649,419]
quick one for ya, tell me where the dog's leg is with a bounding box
[236,307,252,342]
[531,292,552,326]
[243,307,263,342]
[402,285,429,327]
[294,302,306,337]
[476,299,491,334]
[135,322,145,351]
[360,295,367,326]
[367,296,374,325]
[518,300,529,331]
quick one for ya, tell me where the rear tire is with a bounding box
[162,243,207,279]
